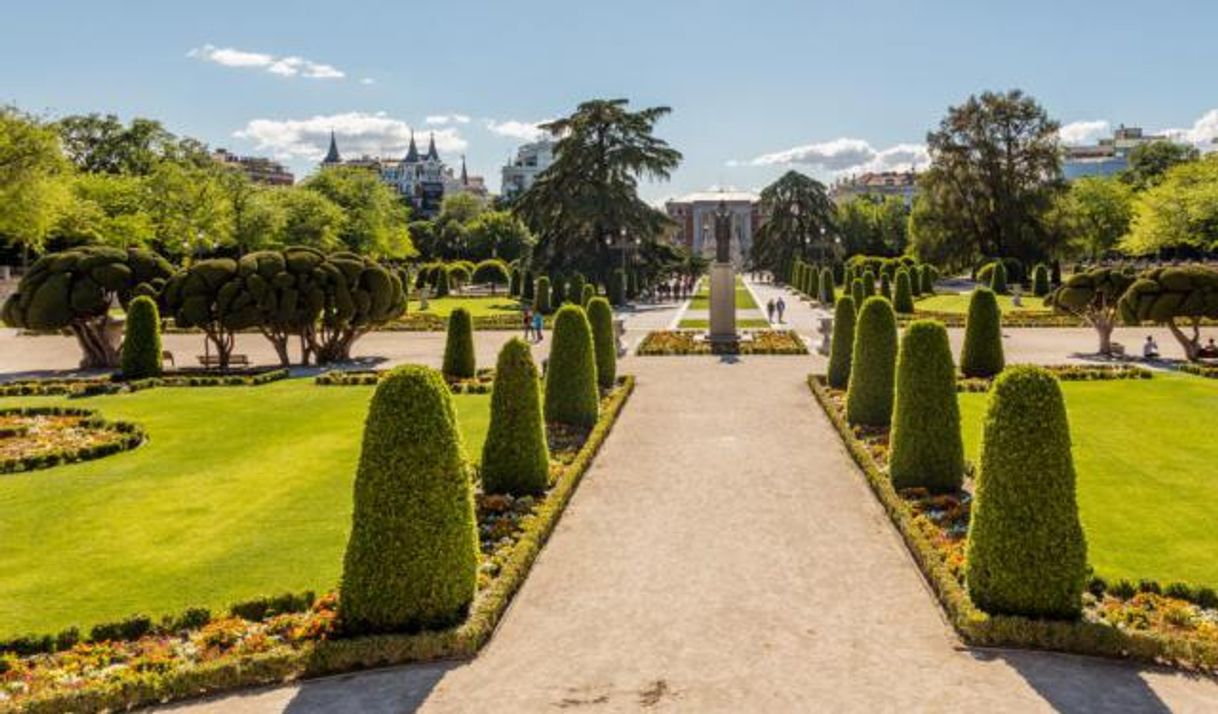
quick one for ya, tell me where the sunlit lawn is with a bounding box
[916,291,1052,315]
[958,373,1218,589]
[409,295,523,318]
[0,380,490,637]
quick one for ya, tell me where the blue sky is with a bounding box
[3,0,1217,201]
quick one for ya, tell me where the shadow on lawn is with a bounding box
[972,648,1177,713]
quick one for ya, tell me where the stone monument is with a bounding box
[708,200,737,341]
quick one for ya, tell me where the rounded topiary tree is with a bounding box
[879,273,892,302]
[1032,264,1050,297]
[544,305,600,427]
[819,267,835,305]
[586,297,616,390]
[827,296,856,389]
[472,259,510,295]
[965,366,1087,619]
[961,288,1005,378]
[339,365,478,634]
[581,283,595,307]
[989,261,1008,294]
[533,276,552,314]
[481,339,550,496]
[850,279,865,311]
[893,269,915,314]
[121,295,163,379]
[889,320,963,492]
[608,268,626,306]
[846,296,898,427]
[568,273,586,306]
[442,307,475,379]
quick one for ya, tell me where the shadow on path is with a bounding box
[282,662,456,714]
[972,649,1176,713]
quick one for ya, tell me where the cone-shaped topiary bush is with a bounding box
[961,288,1005,378]
[481,339,551,496]
[909,266,923,296]
[550,275,564,309]
[807,265,820,299]
[850,279,865,311]
[568,273,586,305]
[442,307,476,379]
[827,296,856,389]
[1032,264,1050,297]
[522,270,535,301]
[819,267,835,305]
[581,283,595,307]
[880,273,892,301]
[965,366,1087,619]
[609,268,626,306]
[893,269,915,314]
[989,260,1008,294]
[862,270,877,297]
[628,270,639,299]
[120,295,163,379]
[434,267,451,297]
[339,365,478,634]
[889,320,963,492]
[534,276,552,314]
[846,296,898,427]
[586,297,617,390]
[920,265,936,294]
[509,268,522,297]
[544,305,600,427]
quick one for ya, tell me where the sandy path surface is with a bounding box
[159,356,1218,713]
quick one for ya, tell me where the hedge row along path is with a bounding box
[167,356,1216,713]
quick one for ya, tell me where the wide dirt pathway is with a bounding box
[165,356,1217,713]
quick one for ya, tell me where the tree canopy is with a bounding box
[1120,156,1218,256]
[750,170,836,273]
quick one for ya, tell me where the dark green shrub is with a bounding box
[609,268,626,306]
[889,320,963,492]
[581,283,595,307]
[879,273,892,301]
[339,365,478,634]
[544,305,600,427]
[522,270,535,300]
[229,592,314,621]
[851,279,865,310]
[442,307,476,379]
[533,276,552,314]
[827,296,856,389]
[808,265,820,298]
[1032,264,1050,297]
[628,270,639,299]
[472,259,510,293]
[121,295,162,379]
[910,266,923,296]
[1051,260,1062,286]
[1165,582,1193,601]
[481,338,550,496]
[435,267,451,297]
[960,288,1005,378]
[89,615,153,643]
[509,268,521,297]
[1111,579,1137,599]
[586,297,616,390]
[990,260,1008,294]
[168,607,212,631]
[550,275,564,308]
[819,268,835,305]
[964,366,1087,619]
[568,273,586,305]
[862,270,877,296]
[893,269,914,314]
[846,296,898,427]
[920,264,937,294]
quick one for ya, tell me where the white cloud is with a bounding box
[484,118,551,141]
[187,44,345,80]
[1162,109,1218,146]
[425,114,471,126]
[234,111,467,161]
[742,138,927,174]
[359,77,375,85]
[1058,120,1110,146]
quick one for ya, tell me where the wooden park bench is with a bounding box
[161,350,175,368]
[197,354,250,369]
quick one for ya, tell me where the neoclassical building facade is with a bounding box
[664,190,761,267]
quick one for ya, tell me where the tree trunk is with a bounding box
[1166,318,1202,361]
[260,328,292,367]
[70,320,121,369]
[1093,314,1115,355]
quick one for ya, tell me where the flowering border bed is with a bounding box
[956,364,1153,392]
[0,370,290,399]
[315,369,494,394]
[637,330,807,356]
[3,377,634,713]
[0,407,145,475]
[807,374,1218,672]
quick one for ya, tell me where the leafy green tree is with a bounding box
[911,90,1063,268]
[54,113,179,176]
[1120,157,1218,255]
[514,99,681,279]
[481,339,550,496]
[305,253,407,363]
[339,365,478,634]
[1055,176,1134,259]
[161,258,254,369]
[1048,267,1135,355]
[472,259,510,295]
[0,108,73,259]
[304,166,414,258]
[1122,140,1201,189]
[272,187,344,251]
[55,172,156,249]
[1117,265,1218,361]
[750,171,837,273]
[238,247,330,366]
[836,195,909,258]
[890,320,963,492]
[466,210,533,262]
[2,246,172,367]
[146,161,233,258]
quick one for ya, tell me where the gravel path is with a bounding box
[159,355,1218,713]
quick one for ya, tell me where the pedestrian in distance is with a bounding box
[533,310,545,342]
[522,307,534,341]
[776,296,786,323]
[766,299,776,323]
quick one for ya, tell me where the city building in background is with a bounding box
[1062,125,1170,180]
[500,139,556,201]
[664,189,761,266]
[211,148,294,186]
[829,171,918,206]
[320,131,487,218]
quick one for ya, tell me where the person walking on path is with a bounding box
[766,299,776,324]
[522,307,534,341]
[776,296,786,323]
[533,311,545,342]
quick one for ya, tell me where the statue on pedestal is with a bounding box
[708,200,737,341]
[714,200,732,264]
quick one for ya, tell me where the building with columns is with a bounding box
[664,190,761,267]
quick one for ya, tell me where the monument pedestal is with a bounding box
[708,261,737,342]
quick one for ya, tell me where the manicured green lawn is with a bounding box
[409,295,522,318]
[0,380,490,637]
[690,277,759,311]
[916,291,1051,315]
[677,318,770,329]
[958,373,1218,588]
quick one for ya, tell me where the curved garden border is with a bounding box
[0,407,145,475]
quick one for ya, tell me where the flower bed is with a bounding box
[381,313,551,332]
[901,309,1083,328]
[0,407,145,475]
[316,369,494,394]
[956,364,1152,392]
[1,377,635,712]
[637,330,807,356]
[1,370,290,400]
[808,375,1218,672]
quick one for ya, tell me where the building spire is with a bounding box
[460,154,468,185]
[405,130,419,163]
[323,130,341,164]
[426,132,439,161]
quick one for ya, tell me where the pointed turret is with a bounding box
[323,130,341,164]
[404,131,419,163]
[460,154,468,185]
[426,132,439,161]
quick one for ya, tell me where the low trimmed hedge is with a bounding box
[315,370,493,394]
[0,407,145,474]
[1178,363,1218,379]
[636,330,808,356]
[955,364,1153,392]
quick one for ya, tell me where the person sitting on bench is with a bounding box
[1143,335,1160,359]
[1199,338,1218,359]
